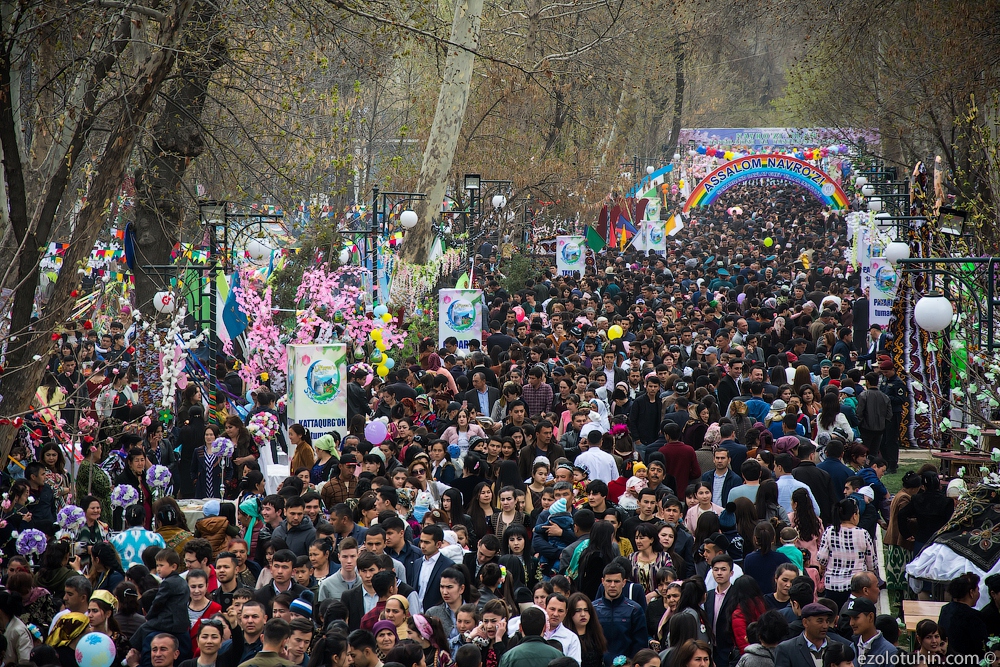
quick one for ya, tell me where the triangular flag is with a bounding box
[585,226,606,253]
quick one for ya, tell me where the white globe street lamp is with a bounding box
[855,176,868,188]
[491,195,507,210]
[861,184,875,197]
[914,291,953,332]
[400,210,418,229]
[867,197,883,213]
[883,241,910,265]
[645,165,654,175]
[673,153,681,162]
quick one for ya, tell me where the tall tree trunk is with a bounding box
[0,1,194,456]
[133,0,227,315]
[400,0,483,265]
[663,34,685,162]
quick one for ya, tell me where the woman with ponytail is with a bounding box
[817,497,878,607]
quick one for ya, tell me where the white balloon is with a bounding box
[246,239,272,261]
[153,291,176,313]
[339,248,351,264]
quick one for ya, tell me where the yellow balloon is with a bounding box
[724,151,734,161]
[376,341,388,352]
[376,364,389,377]
[608,325,623,340]
[763,237,774,248]
[381,312,392,323]
[370,329,382,340]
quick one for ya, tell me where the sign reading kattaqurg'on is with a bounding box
[286,344,348,438]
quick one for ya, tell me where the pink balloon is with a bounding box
[513,306,525,323]
[365,420,388,444]
[177,373,188,390]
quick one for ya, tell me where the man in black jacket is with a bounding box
[628,376,663,450]
[716,358,743,415]
[347,369,369,423]
[791,442,839,526]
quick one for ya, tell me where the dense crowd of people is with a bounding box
[2,181,992,667]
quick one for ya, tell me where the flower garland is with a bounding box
[390,248,462,312]
[292,265,406,349]
[226,266,288,393]
[148,305,205,410]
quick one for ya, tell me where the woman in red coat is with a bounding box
[729,575,769,654]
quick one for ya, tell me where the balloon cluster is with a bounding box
[369,328,396,377]
[694,144,850,159]
[373,304,393,323]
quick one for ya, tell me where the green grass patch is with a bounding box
[882,456,935,494]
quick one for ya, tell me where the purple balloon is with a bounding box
[737,293,746,304]
[365,420,388,444]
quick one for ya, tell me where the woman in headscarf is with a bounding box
[176,404,207,499]
[311,434,339,483]
[87,589,130,659]
[382,594,411,640]
[239,495,263,556]
[372,619,399,660]
[45,611,90,667]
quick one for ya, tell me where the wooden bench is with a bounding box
[902,600,947,633]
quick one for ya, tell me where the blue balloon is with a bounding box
[664,164,674,172]
[384,357,395,369]
[697,145,707,155]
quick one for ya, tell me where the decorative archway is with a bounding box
[682,153,849,212]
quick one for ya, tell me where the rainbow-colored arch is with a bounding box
[682,154,850,212]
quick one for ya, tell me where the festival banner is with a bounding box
[868,258,899,328]
[678,127,878,148]
[556,235,586,276]
[645,219,667,255]
[683,154,850,212]
[286,344,348,439]
[438,289,483,356]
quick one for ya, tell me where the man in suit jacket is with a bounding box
[775,603,849,667]
[464,372,501,417]
[701,448,743,507]
[405,524,454,613]
[705,554,737,667]
[341,551,380,630]
[462,534,501,585]
[716,359,744,415]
